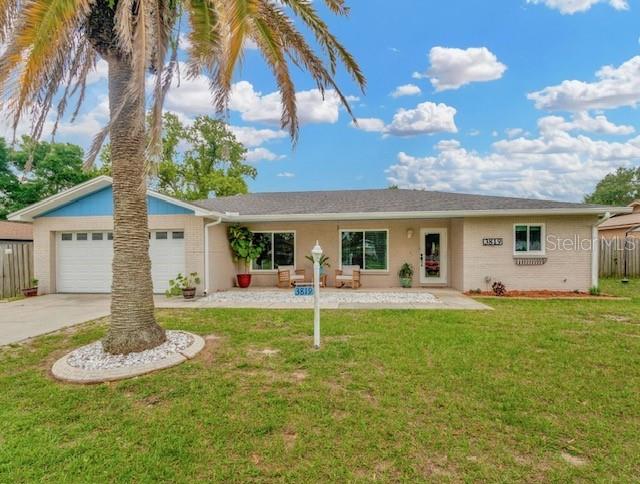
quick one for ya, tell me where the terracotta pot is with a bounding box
[22,287,38,297]
[182,287,196,299]
[236,274,252,288]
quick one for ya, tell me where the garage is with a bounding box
[56,230,185,293]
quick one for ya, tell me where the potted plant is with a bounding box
[305,254,331,275]
[227,224,264,288]
[166,272,201,299]
[398,263,414,288]
[22,278,38,297]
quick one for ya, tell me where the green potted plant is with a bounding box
[398,263,414,288]
[305,254,331,275]
[227,224,264,288]
[166,272,201,299]
[22,278,38,297]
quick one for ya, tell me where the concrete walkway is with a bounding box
[0,289,489,346]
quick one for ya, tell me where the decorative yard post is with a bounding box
[311,241,323,349]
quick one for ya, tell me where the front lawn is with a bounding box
[1,297,639,481]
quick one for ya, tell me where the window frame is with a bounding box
[250,230,297,273]
[513,223,546,256]
[339,229,389,272]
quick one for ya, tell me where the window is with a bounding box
[172,231,184,240]
[107,232,113,240]
[251,232,295,271]
[61,233,72,241]
[514,224,545,254]
[155,231,168,240]
[340,230,388,271]
[92,233,103,241]
[76,232,88,241]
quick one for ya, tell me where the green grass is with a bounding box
[601,277,640,300]
[1,296,639,481]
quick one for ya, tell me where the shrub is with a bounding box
[492,281,506,296]
[589,285,601,296]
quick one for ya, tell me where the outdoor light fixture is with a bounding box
[407,229,414,239]
[311,241,323,349]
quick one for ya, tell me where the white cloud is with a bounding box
[229,126,287,147]
[384,102,458,136]
[277,171,295,178]
[538,112,635,136]
[351,102,458,136]
[528,56,640,111]
[468,129,481,136]
[526,0,628,14]
[86,59,109,85]
[351,117,386,132]
[391,84,422,98]
[228,80,350,125]
[415,47,507,92]
[245,147,284,162]
[386,113,640,201]
[505,128,525,139]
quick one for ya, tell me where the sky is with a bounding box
[2,0,640,202]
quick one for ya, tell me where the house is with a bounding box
[598,200,640,239]
[0,220,33,243]
[7,176,630,295]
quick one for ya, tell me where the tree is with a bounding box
[0,136,97,219]
[585,167,640,206]
[0,0,364,354]
[155,114,256,200]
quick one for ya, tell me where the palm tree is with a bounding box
[0,0,364,354]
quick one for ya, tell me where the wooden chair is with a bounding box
[277,266,305,288]
[335,265,361,289]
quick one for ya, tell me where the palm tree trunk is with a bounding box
[102,54,166,354]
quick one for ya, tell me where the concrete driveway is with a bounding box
[0,294,110,346]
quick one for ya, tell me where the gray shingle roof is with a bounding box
[193,188,613,217]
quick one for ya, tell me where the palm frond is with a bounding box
[183,0,220,76]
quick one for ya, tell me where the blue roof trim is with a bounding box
[37,186,194,218]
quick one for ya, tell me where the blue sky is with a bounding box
[2,0,639,201]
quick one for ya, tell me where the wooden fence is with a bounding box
[600,238,640,278]
[0,242,34,299]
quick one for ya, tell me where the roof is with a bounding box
[7,176,218,222]
[0,220,33,241]
[193,188,629,221]
[599,200,640,231]
[7,178,631,224]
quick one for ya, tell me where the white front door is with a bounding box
[420,228,448,285]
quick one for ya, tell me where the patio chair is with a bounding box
[335,265,361,289]
[277,266,305,288]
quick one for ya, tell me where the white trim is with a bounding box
[591,224,599,288]
[7,176,220,221]
[250,230,297,272]
[227,207,631,223]
[338,229,389,273]
[419,228,448,285]
[513,223,546,256]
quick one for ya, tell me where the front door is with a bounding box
[420,228,448,284]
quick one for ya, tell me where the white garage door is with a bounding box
[56,230,185,293]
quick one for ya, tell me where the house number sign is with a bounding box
[482,237,504,246]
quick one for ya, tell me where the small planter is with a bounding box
[182,287,196,299]
[22,287,38,297]
[399,277,412,288]
[236,274,252,288]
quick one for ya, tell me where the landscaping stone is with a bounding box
[51,331,205,383]
[206,290,441,306]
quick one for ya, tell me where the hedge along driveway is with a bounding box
[0,297,639,481]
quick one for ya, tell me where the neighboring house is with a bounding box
[0,220,33,243]
[8,176,630,295]
[598,200,640,239]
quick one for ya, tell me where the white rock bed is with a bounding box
[66,331,194,370]
[206,290,441,305]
